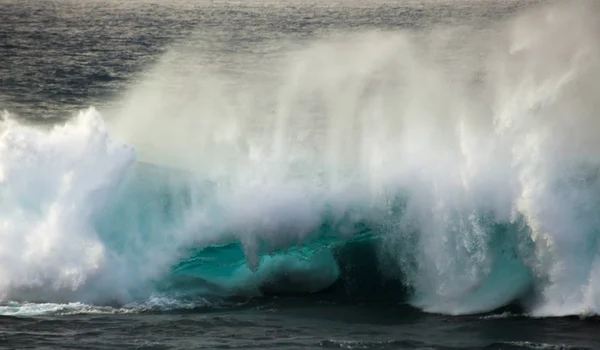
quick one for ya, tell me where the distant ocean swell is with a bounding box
[2,0,600,318]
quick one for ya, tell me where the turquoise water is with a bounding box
[83,159,535,313]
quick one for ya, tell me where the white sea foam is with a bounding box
[0,108,136,304]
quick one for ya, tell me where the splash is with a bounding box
[0,108,135,303]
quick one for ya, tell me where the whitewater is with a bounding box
[2,0,600,321]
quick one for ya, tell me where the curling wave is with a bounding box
[2,0,600,318]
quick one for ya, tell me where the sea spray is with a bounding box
[109,0,600,315]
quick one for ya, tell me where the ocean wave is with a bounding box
[2,0,600,318]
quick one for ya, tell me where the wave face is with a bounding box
[3,1,600,317]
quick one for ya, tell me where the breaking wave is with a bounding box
[2,0,600,317]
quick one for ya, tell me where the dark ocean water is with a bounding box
[2,0,600,349]
[2,302,600,350]
[0,0,530,121]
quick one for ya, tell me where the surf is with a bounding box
[2,0,600,318]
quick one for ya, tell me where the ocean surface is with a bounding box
[2,0,600,349]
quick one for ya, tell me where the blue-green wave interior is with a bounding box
[96,162,377,298]
[91,160,536,314]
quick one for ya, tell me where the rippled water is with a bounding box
[1,301,599,350]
